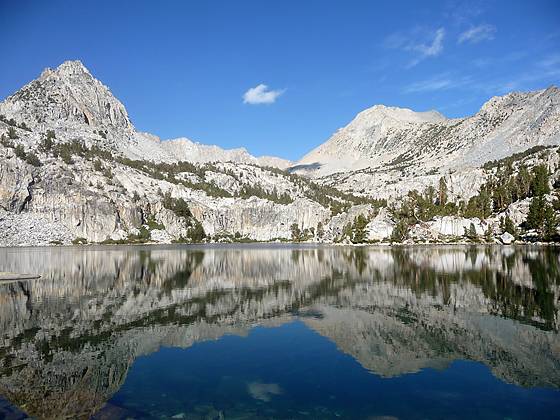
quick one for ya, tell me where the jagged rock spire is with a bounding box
[0,60,133,132]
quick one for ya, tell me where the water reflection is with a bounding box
[0,245,559,419]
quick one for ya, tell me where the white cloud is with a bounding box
[413,28,446,57]
[243,84,284,105]
[458,24,496,44]
[403,73,474,93]
[385,27,446,67]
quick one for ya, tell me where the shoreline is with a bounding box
[1,241,559,250]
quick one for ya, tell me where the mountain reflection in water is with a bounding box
[0,244,559,419]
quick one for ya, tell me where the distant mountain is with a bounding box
[161,137,292,169]
[294,87,560,183]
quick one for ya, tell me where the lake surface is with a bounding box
[0,244,559,420]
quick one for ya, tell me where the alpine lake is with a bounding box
[0,244,559,420]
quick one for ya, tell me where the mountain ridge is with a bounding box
[0,60,559,246]
[296,85,560,179]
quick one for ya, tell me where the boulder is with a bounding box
[499,232,515,245]
[366,208,394,241]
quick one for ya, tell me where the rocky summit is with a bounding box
[1,60,559,246]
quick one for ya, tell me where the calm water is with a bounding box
[0,245,559,420]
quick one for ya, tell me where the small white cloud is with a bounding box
[458,24,496,44]
[413,28,445,57]
[403,73,473,93]
[538,54,560,69]
[243,84,284,105]
[385,27,446,68]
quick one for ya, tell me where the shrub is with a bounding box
[7,127,18,139]
[25,152,41,167]
[162,192,192,219]
[40,130,56,152]
[188,221,206,242]
[0,134,13,148]
[14,144,26,159]
[390,220,409,243]
[60,148,74,164]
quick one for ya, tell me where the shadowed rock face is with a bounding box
[0,245,558,419]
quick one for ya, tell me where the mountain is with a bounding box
[0,60,133,132]
[161,137,292,169]
[0,60,291,168]
[0,60,559,246]
[0,61,355,245]
[294,87,560,198]
[296,105,447,174]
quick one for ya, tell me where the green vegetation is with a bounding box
[162,192,192,219]
[13,144,41,166]
[483,145,554,170]
[525,165,559,241]
[7,127,18,139]
[24,152,41,167]
[389,160,560,242]
[464,223,479,242]
[350,214,368,243]
[0,134,13,148]
[500,215,518,237]
[14,144,26,159]
[145,215,164,230]
[390,219,409,243]
[290,223,314,242]
[40,130,56,152]
[0,115,31,131]
[390,185,458,227]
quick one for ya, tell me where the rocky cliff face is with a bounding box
[0,246,558,418]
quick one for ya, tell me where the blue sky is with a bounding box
[1,0,559,160]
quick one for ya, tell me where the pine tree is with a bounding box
[542,202,558,241]
[390,220,409,243]
[465,223,479,241]
[351,214,368,243]
[14,144,26,159]
[530,165,550,197]
[527,195,546,231]
[503,215,517,237]
[438,177,448,206]
[316,222,324,240]
[516,164,531,199]
[484,225,494,243]
[290,223,302,242]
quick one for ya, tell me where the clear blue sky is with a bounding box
[1,0,559,160]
